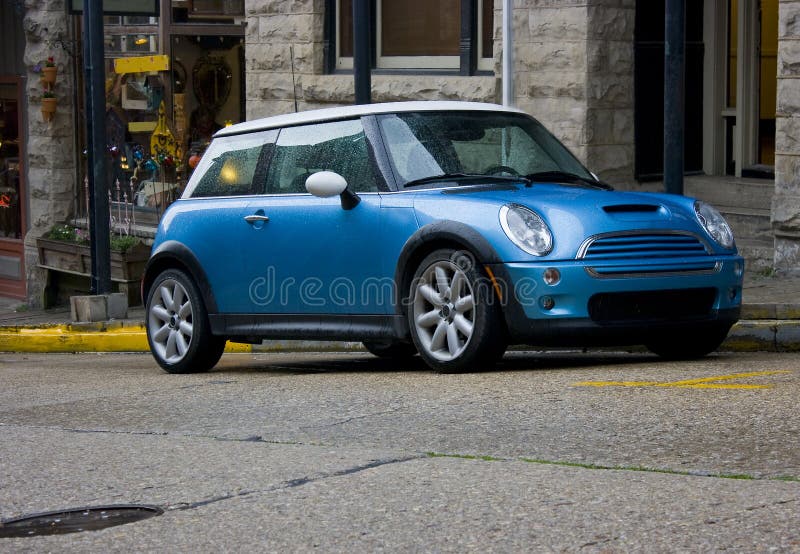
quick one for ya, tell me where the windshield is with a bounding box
[377,111,595,187]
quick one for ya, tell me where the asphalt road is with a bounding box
[1,351,798,551]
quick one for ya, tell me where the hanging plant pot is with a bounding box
[41,66,57,85]
[41,96,57,122]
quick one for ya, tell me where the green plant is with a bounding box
[47,224,88,244]
[44,56,55,67]
[110,234,141,253]
[758,266,777,278]
[46,224,143,253]
[42,89,56,99]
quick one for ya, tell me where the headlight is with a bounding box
[694,201,735,249]
[499,204,553,256]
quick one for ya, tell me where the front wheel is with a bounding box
[146,268,225,373]
[645,324,732,360]
[408,249,507,373]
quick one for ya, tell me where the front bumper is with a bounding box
[491,256,744,346]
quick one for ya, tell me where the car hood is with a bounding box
[410,183,722,261]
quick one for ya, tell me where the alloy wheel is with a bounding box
[412,260,475,361]
[148,278,194,363]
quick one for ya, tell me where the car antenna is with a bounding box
[290,45,299,113]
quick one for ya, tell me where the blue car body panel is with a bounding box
[153,182,742,323]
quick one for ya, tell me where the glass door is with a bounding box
[0,77,26,298]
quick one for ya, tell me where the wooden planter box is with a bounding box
[36,237,150,306]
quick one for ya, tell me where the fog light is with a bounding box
[733,260,744,277]
[540,296,555,310]
[543,267,561,286]
[729,287,739,301]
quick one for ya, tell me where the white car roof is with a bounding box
[214,101,526,137]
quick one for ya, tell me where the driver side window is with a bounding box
[265,119,380,194]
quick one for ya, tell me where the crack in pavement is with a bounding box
[298,407,407,430]
[0,422,323,447]
[169,455,424,512]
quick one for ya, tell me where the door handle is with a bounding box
[244,214,270,223]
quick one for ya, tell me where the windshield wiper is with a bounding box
[403,173,529,188]
[526,170,613,190]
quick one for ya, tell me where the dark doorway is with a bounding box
[634,1,705,181]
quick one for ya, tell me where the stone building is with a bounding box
[1,0,799,304]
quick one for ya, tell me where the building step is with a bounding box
[718,207,773,242]
[684,177,774,211]
[736,238,774,271]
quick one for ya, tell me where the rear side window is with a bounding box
[184,130,277,198]
[265,119,379,194]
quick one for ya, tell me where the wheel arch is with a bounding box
[394,221,504,314]
[141,241,219,313]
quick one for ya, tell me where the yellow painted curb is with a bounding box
[0,325,251,353]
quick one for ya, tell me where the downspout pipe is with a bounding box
[502,0,513,107]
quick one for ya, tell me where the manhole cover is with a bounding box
[0,505,163,538]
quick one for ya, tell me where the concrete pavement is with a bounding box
[0,351,798,550]
[1,269,799,353]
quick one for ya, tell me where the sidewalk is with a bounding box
[1,270,799,353]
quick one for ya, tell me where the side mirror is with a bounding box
[305,171,361,210]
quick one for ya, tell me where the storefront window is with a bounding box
[172,35,244,181]
[73,8,245,231]
[0,83,21,240]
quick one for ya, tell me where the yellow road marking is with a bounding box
[573,370,791,390]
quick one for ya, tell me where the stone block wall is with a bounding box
[21,0,77,305]
[585,0,635,185]
[507,0,635,186]
[773,0,800,271]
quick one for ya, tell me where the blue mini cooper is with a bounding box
[143,101,743,373]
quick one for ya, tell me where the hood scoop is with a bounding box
[602,203,668,221]
[603,204,660,213]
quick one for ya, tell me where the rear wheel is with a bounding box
[363,341,418,359]
[645,324,732,360]
[146,268,225,373]
[408,249,507,373]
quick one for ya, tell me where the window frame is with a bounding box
[326,0,494,75]
[183,129,277,199]
[260,117,392,196]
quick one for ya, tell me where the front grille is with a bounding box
[588,288,717,324]
[579,232,717,277]
[580,232,709,259]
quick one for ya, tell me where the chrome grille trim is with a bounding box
[577,230,712,259]
[577,231,717,278]
[584,262,722,279]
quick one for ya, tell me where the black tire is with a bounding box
[363,340,418,359]
[146,268,226,374]
[645,324,732,360]
[407,248,507,373]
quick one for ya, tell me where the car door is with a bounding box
[174,129,277,313]
[241,118,394,315]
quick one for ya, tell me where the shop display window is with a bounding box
[0,85,21,240]
[73,10,244,232]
